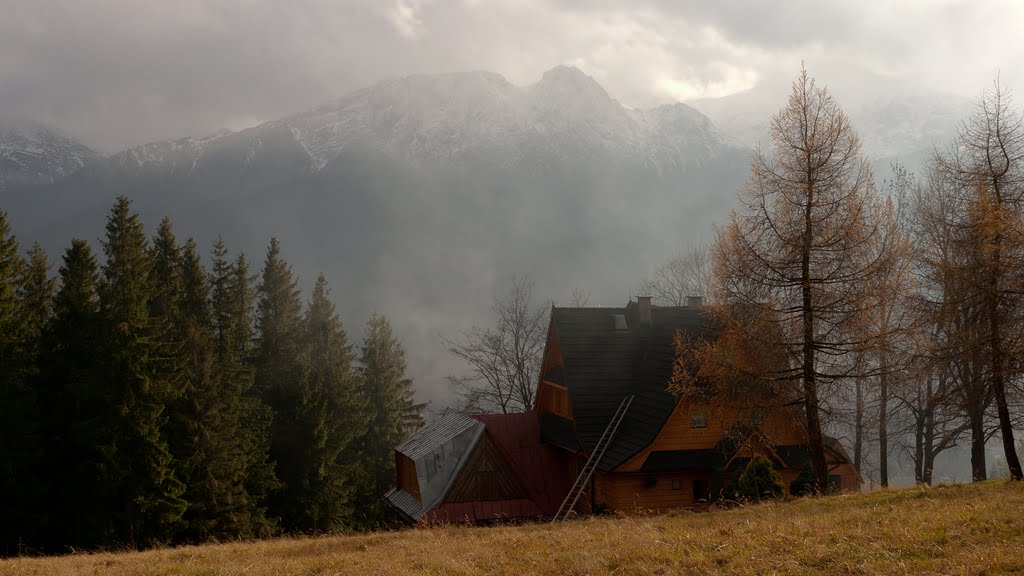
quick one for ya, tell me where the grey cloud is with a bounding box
[2,0,1023,151]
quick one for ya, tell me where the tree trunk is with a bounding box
[801,182,828,493]
[969,408,987,482]
[854,377,864,472]
[913,383,925,484]
[923,378,936,485]
[878,350,889,487]
[913,417,925,484]
[986,225,1023,481]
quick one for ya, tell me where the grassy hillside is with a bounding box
[3,481,1022,576]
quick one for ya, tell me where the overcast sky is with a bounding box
[3,0,1022,152]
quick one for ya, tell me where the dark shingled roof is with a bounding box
[552,302,713,472]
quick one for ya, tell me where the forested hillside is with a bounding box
[0,199,424,555]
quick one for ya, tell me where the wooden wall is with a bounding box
[396,453,420,500]
[536,381,572,419]
[617,399,806,473]
[535,318,573,420]
[595,472,712,512]
[446,434,527,503]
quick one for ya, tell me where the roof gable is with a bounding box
[551,303,712,471]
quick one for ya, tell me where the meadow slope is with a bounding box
[3,481,1022,576]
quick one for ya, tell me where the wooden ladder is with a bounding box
[551,394,634,522]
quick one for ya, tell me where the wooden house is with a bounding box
[385,297,861,523]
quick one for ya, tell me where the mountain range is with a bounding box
[0,120,100,191]
[0,65,968,404]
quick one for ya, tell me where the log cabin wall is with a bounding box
[397,453,421,500]
[536,381,572,420]
[595,471,714,513]
[617,399,807,473]
[535,317,573,420]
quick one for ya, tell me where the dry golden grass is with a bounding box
[4,481,1023,576]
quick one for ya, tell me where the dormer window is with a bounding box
[611,314,628,330]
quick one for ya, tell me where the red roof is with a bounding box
[470,412,574,516]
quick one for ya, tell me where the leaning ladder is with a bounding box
[551,394,634,522]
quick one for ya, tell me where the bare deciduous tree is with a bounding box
[639,244,709,306]
[856,167,917,487]
[568,287,590,307]
[445,276,549,414]
[911,161,994,481]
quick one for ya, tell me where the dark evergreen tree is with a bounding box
[355,313,424,524]
[0,211,32,554]
[12,242,56,548]
[226,248,279,535]
[254,238,310,531]
[97,197,186,546]
[301,274,365,531]
[36,239,105,549]
[18,242,56,356]
[147,217,183,330]
[173,239,273,540]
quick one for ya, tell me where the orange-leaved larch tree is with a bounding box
[932,80,1024,481]
[700,69,892,492]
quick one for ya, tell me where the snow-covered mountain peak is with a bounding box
[0,120,100,190]
[533,65,610,100]
[276,66,728,172]
[111,127,236,172]
[74,66,731,176]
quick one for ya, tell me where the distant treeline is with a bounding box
[0,197,424,556]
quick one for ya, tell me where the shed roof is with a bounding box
[551,302,712,472]
[395,412,483,460]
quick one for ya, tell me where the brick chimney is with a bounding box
[638,296,652,325]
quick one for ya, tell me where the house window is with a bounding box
[828,475,842,494]
[693,479,708,501]
[690,410,707,429]
[671,479,681,490]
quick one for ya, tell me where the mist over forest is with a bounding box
[3,0,1024,562]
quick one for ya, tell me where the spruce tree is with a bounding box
[301,274,365,531]
[147,217,182,330]
[356,313,423,524]
[0,211,32,554]
[12,242,56,548]
[254,238,309,531]
[164,238,277,540]
[37,239,105,549]
[220,247,279,535]
[97,197,186,546]
[208,239,278,537]
[18,242,56,354]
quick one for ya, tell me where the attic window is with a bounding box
[690,410,708,429]
[611,314,628,330]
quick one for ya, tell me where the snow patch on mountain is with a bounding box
[0,121,100,190]
[275,66,729,173]
[81,66,733,177]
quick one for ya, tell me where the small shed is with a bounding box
[385,413,484,520]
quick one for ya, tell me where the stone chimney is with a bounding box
[638,296,652,325]
[686,296,703,310]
